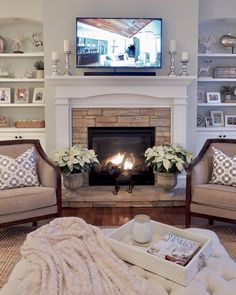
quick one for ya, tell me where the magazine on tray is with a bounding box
[147,232,201,266]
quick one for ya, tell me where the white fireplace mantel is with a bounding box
[47,75,196,148]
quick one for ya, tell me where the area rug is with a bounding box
[0,224,236,288]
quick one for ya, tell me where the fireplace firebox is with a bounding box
[88,127,155,186]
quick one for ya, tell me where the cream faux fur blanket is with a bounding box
[17,217,153,295]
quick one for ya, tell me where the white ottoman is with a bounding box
[1,228,236,295]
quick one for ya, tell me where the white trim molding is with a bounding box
[46,75,196,149]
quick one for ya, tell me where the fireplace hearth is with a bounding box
[88,127,155,187]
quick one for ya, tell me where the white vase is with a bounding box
[63,173,83,190]
[36,70,44,79]
[132,214,152,244]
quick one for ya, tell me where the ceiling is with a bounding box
[78,18,152,38]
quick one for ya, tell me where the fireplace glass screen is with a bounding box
[88,127,155,185]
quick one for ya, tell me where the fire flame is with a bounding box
[108,152,135,170]
[110,153,125,165]
[124,159,133,170]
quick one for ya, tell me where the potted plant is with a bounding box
[144,144,193,191]
[34,60,44,79]
[220,85,234,101]
[53,145,99,190]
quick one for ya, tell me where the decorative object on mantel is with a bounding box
[53,145,99,190]
[180,52,189,76]
[34,60,44,79]
[52,51,60,76]
[220,33,236,54]
[144,144,193,192]
[15,120,45,128]
[168,40,177,76]
[63,40,72,76]
[199,33,216,53]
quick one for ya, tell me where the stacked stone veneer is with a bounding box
[72,108,171,147]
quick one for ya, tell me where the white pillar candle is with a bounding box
[170,40,176,52]
[181,52,188,61]
[52,51,59,60]
[64,40,70,52]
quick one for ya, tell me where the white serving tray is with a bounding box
[105,220,212,286]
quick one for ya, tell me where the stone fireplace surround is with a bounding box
[47,75,195,207]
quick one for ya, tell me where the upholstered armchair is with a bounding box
[185,138,236,227]
[0,139,61,227]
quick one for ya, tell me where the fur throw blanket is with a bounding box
[17,217,153,295]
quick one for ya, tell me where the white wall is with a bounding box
[43,0,199,154]
[0,0,42,21]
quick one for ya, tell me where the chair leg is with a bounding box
[32,221,38,227]
[208,219,214,225]
[185,212,191,228]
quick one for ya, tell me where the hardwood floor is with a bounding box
[62,206,187,226]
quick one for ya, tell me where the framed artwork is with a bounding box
[33,87,44,103]
[0,88,10,103]
[205,116,213,127]
[197,86,205,103]
[14,87,29,103]
[211,110,224,126]
[206,92,221,103]
[225,115,236,126]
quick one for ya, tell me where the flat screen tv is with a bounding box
[76,18,162,69]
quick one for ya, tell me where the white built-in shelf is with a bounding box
[197,103,236,106]
[0,78,44,82]
[0,103,45,107]
[198,77,236,82]
[0,52,44,57]
[0,128,45,132]
[198,53,236,57]
[197,127,236,131]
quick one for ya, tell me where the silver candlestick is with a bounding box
[168,51,176,76]
[64,51,72,76]
[180,59,189,76]
[52,58,60,76]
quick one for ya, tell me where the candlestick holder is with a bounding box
[52,58,60,76]
[168,51,176,76]
[180,59,189,76]
[64,51,72,76]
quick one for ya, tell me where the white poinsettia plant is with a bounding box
[144,144,193,174]
[53,145,99,176]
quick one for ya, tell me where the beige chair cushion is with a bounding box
[0,186,57,216]
[192,183,236,211]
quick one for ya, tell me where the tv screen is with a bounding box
[76,18,162,69]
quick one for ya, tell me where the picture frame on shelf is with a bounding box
[14,87,29,103]
[225,115,236,127]
[0,88,10,103]
[197,86,205,103]
[205,116,213,127]
[33,87,44,103]
[211,110,224,126]
[206,92,221,104]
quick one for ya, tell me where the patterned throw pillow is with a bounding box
[0,147,40,190]
[210,147,236,186]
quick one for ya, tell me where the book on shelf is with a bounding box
[147,232,201,266]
